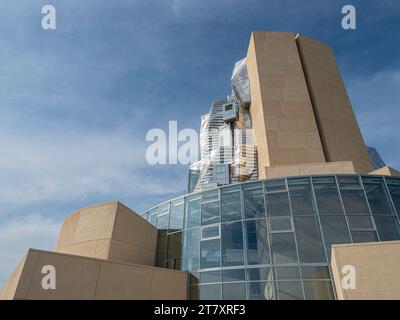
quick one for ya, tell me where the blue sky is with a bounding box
[0,0,399,284]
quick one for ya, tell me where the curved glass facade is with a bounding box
[141,175,400,300]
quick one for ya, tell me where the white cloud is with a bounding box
[0,214,61,287]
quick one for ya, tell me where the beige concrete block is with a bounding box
[150,269,188,300]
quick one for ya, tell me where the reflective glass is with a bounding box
[265,179,286,192]
[166,232,182,270]
[222,269,245,282]
[182,228,200,271]
[270,232,298,264]
[247,281,275,300]
[243,182,265,219]
[301,266,330,279]
[274,267,300,280]
[351,231,378,243]
[246,267,273,281]
[313,177,343,214]
[340,189,370,214]
[221,186,242,222]
[373,216,400,241]
[222,282,247,300]
[347,215,374,230]
[201,200,220,225]
[245,219,270,265]
[363,177,395,215]
[303,281,334,300]
[200,238,220,269]
[275,281,304,300]
[288,178,315,215]
[387,179,400,215]
[198,284,221,300]
[200,270,221,284]
[202,225,219,239]
[294,216,326,263]
[269,217,292,232]
[319,215,351,258]
[169,199,184,232]
[266,191,291,217]
[221,222,244,267]
[149,208,157,226]
[186,195,201,229]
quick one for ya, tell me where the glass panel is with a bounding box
[141,212,149,221]
[149,208,157,226]
[340,189,370,214]
[274,267,301,280]
[243,182,265,219]
[269,217,292,232]
[182,228,200,272]
[169,199,184,232]
[288,178,315,215]
[351,231,378,243]
[301,266,330,280]
[294,216,326,263]
[155,230,167,267]
[303,281,334,300]
[186,195,201,229]
[313,177,344,214]
[338,176,362,188]
[247,282,275,300]
[363,177,395,215]
[222,282,247,300]
[201,201,220,225]
[266,191,291,217]
[202,189,219,202]
[222,269,246,282]
[275,281,304,300]
[198,284,221,300]
[347,215,374,230]
[373,216,400,241]
[200,270,221,284]
[246,267,273,281]
[166,232,182,270]
[387,179,400,216]
[202,225,219,239]
[200,238,220,269]
[221,185,242,222]
[270,232,298,264]
[157,214,169,229]
[265,179,286,192]
[319,216,351,258]
[221,222,244,267]
[245,219,270,265]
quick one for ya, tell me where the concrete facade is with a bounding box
[56,201,157,266]
[331,241,400,300]
[0,249,188,300]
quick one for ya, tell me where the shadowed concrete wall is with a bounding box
[331,241,400,299]
[296,35,372,174]
[0,249,188,300]
[246,31,326,178]
[56,202,157,266]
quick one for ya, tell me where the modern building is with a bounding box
[2,31,400,300]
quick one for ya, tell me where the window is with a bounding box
[202,225,220,239]
[275,281,304,300]
[166,232,182,270]
[303,281,334,300]
[338,176,370,214]
[373,216,400,241]
[313,177,344,214]
[387,179,400,216]
[294,216,326,263]
[221,185,242,222]
[269,217,293,232]
[363,177,395,215]
[201,190,220,225]
[197,284,221,300]
[319,215,351,258]
[351,231,378,243]
[157,203,170,229]
[246,267,273,281]
[222,282,247,300]
[200,238,220,269]
[266,191,291,217]
[222,269,246,282]
[149,208,157,226]
[247,281,275,300]
[301,266,330,280]
[243,182,266,219]
[288,178,315,215]
[221,222,244,267]
[182,228,200,272]
[245,219,270,265]
[168,199,184,232]
[265,179,287,192]
[347,215,374,230]
[200,270,221,284]
[274,267,301,280]
[269,232,298,264]
[186,195,201,229]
